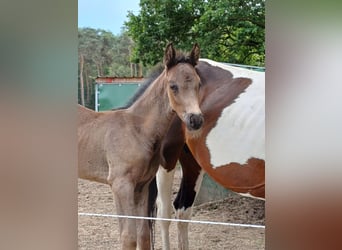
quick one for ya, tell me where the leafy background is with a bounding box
[78,0,265,109]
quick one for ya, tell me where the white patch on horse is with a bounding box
[201,59,265,167]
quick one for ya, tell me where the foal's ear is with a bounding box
[189,43,200,66]
[164,42,176,69]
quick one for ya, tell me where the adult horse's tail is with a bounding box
[148,177,158,250]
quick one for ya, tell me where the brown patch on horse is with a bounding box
[174,144,203,210]
[191,151,265,198]
[159,116,185,172]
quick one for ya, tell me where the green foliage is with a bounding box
[78,1,265,108]
[78,28,134,77]
[78,28,136,109]
[125,0,265,66]
[126,0,201,65]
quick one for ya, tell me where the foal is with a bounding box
[78,43,203,250]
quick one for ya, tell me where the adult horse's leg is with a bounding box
[174,145,204,250]
[111,176,137,250]
[156,166,176,250]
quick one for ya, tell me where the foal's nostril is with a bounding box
[189,113,204,130]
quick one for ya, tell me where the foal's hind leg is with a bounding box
[156,166,176,250]
[111,176,137,250]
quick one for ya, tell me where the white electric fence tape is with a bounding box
[78,212,265,229]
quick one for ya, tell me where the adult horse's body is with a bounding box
[156,59,265,249]
[78,43,203,250]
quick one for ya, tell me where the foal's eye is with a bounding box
[170,84,179,93]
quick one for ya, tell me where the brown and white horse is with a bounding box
[78,43,203,250]
[155,59,265,249]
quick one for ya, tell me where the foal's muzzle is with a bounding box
[185,113,204,131]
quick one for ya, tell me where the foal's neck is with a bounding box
[129,70,174,139]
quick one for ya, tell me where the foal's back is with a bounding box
[78,105,123,183]
[78,104,102,126]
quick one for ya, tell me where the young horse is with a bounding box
[78,43,203,250]
[155,59,265,249]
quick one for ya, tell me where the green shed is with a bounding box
[95,76,144,111]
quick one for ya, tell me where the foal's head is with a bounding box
[164,43,203,131]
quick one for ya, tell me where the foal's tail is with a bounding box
[148,177,158,250]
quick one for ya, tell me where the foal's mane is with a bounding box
[119,63,164,109]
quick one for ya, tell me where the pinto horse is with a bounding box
[155,59,265,250]
[78,43,204,250]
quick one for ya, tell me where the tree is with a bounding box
[78,28,137,109]
[126,0,202,66]
[125,0,265,66]
[194,0,265,65]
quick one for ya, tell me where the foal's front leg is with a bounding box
[135,184,152,250]
[111,176,137,250]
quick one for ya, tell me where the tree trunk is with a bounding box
[130,63,134,77]
[85,67,90,104]
[79,54,85,106]
[96,63,101,76]
[99,63,103,76]
[138,63,143,77]
[135,63,138,77]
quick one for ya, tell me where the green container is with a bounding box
[95,83,141,111]
[194,173,232,205]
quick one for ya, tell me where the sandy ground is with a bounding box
[78,167,265,250]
